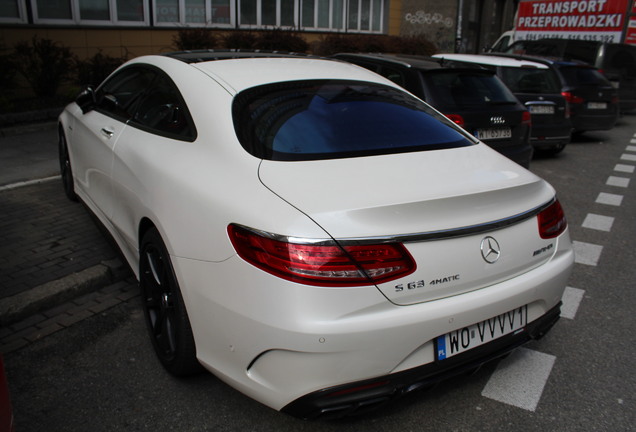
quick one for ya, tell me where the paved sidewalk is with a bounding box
[0,123,134,352]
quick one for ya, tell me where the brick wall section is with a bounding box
[0,180,120,298]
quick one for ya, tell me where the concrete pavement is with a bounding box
[0,122,134,353]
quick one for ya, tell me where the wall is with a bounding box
[400,0,457,52]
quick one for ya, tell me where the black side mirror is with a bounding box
[76,86,96,114]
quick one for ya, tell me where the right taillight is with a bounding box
[538,200,567,239]
[561,91,584,104]
[522,110,532,126]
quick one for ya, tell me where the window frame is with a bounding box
[0,0,28,23]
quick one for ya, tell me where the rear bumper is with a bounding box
[176,232,573,415]
[282,303,562,420]
[570,111,618,132]
[530,131,571,150]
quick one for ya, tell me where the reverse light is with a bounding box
[538,200,567,239]
[444,114,465,126]
[227,225,416,286]
[561,91,584,104]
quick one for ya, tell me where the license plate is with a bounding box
[588,102,607,110]
[475,127,512,140]
[436,305,528,360]
[528,105,555,114]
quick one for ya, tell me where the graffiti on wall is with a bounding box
[401,1,457,52]
[404,11,454,28]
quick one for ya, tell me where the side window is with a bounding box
[95,67,156,122]
[377,65,407,87]
[131,73,197,141]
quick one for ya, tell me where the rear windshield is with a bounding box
[505,40,600,65]
[498,67,561,94]
[558,66,611,86]
[422,70,519,110]
[232,80,475,161]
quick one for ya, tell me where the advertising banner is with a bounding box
[515,0,630,43]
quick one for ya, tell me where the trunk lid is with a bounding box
[259,144,559,305]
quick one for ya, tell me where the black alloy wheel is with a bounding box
[140,227,202,376]
[58,129,78,201]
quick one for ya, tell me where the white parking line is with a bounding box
[596,192,623,206]
[582,214,614,232]
[482,348,556,412]
[572,241,603,266]
[606,176,630,188]
[0,175,60,192]
[620,153,636,162]
[614,164,635,174]
[561,287,585,319]
[626,145,636,152]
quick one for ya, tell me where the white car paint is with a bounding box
[433,53,550,69]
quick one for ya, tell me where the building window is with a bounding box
[35,0,73,21]
[238,0,295,27]
[80,0,110,21]
[156,0,234,26]
[301,0,343,30]
[0,0,26,22]
[301,0,381,32]
[17,0,382,32]
[345,0,382,32]
[30,0,148,25]
[117,0,145,21]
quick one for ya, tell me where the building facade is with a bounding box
[0,0,518,58]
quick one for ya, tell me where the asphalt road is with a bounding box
[3,115,636,431]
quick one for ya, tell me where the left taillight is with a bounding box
[538,199,567,239]
[444,113,465,127]
[228,224,416,286]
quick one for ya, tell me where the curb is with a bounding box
[0,258,131,326]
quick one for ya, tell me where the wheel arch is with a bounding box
[138,217,157,252]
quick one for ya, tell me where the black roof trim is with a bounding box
[162,49,318,63]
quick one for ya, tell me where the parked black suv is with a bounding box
[332,53,533,167]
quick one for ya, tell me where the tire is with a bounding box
[139,227,202,376]
[58,129,78,202]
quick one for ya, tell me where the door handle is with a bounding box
[101,128,114,138]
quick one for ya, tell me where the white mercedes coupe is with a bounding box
[58,51,574,419]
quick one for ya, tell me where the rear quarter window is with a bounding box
[232,80,475,161]
[558,66,612,86]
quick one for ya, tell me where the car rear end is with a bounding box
[174,69,574,418]
[421,68,533,167]
[556,63,619,132]
[498,64,571,153]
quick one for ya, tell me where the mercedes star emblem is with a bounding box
[481,236,501,264]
